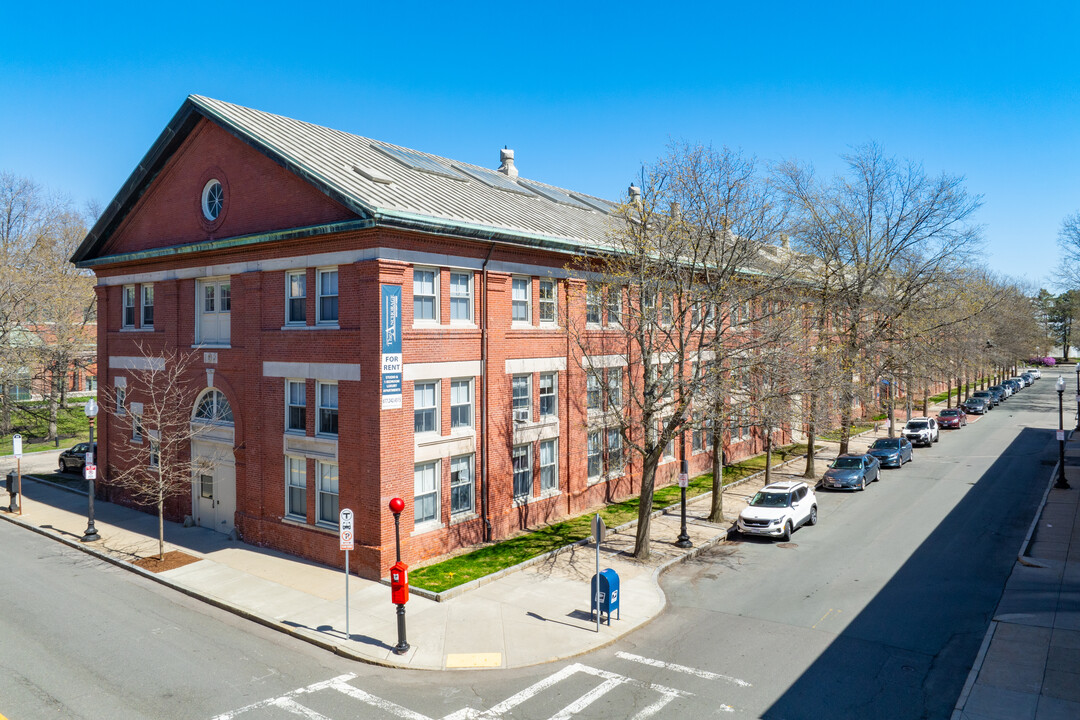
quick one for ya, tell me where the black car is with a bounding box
[59,442,96,473]
[973,390,998,407]
[961,397,989,414]
[987,386,1008,403]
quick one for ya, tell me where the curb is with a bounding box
[952,428,1071,716]
[0,494,727,672]
[0,504,408,670]
[412,452,812,602]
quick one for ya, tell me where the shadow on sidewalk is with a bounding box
[763,425,1057,720]
[281,619,394,651]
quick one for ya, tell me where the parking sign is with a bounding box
[12,434,22,457]
[339,508,354,550]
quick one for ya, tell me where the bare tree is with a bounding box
[569,143,790,559]
[779,144,982,454]
[106,344,223,560]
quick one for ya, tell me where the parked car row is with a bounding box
[736,369,1044,542]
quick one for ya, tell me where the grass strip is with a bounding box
[409,443,812,593]
[1,404,90,456]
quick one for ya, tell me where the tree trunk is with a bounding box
[922,386,929,416]
[764,429,773,485]
[0,395,10,436]
[633,453,660,560]
[708,428,725,523]
[887,382,895,437]
[47,386,58,442]
[803,393,817,479]
[945,377,952,408]
[158,497,165,560]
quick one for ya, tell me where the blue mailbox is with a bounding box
[591,568,620,624]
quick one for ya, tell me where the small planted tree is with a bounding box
[106,344,224,560]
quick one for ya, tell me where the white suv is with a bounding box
[903,417,939,447]
[736,481,818,542]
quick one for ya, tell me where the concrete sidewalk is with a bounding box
[0,458,813,671]
[0,393,960,671]
[952,409,1080,717]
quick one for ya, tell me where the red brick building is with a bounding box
[72,96,767,578]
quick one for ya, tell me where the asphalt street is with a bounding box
[0,376,1058,719]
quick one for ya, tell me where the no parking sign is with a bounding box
[339,508,354,550]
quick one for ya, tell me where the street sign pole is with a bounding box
[339,508,355,638]
[591,514,605,633]
[13,434,22,515]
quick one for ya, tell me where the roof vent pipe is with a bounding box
[497,147,518,177]
[628,184,641,205]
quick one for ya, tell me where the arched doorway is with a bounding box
[190,388,236,534]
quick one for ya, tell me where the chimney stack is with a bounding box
[497,147,518,177]
[628,184,641,205]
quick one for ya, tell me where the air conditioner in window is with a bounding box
[513,409,530,424]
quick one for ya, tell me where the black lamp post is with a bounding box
[675,448,692,549]
[81,399,100,542]
[1057,377,1071,490]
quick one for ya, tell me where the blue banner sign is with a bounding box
[381,285,403,409]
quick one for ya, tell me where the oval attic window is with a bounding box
[201,179,224,221]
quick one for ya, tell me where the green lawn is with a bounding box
[408,443,813,593]
[1,403,91,456]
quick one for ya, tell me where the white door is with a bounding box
[197,278,231,344]
[192,441,236,534]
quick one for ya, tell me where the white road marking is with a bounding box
[271,697,332,719]
[615,652,752,688]
[330,678,435,720]
[210,674,357,719]
[548,678,623,720]
[213,662,700,720]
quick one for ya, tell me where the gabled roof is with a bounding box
[73,95,625,265]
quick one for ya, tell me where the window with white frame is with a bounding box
[539,279,556,324]
[317,268,338,324]
[132,412,143,443]
[692,413,705,453]
[606,428,623,472]
[415,460,439,524]
[414,381,438,434]
[450,272,472,322]
[148,430,160,468]
[122,285,136,328]
[285,456,306,520]
[606,368,622,410]
[587,431,602,480]
[662,423,674,459]
[512,375,530,423]
[450,454,474,515]
[141,284,154,328]
[286,270,306,325]
[586,372,602,412]
[286,380,306,433]
[511,277,530,323]
[450,379,472,430]
[194,389,233,424]
[197,278,231,344]
[586,284,601,324]
[316,461,338,526]
[539,439,557,492]
[539,373,556,418]
[512,444,532,499]
[414,268,437,321]
[606,287,621,326]
[317,381,338,436]
[116,385,126,415]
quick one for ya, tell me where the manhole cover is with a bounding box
[776,542,797,549]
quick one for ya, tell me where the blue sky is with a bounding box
[3,2,1077,288]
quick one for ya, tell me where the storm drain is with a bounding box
[776,542,798,549]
